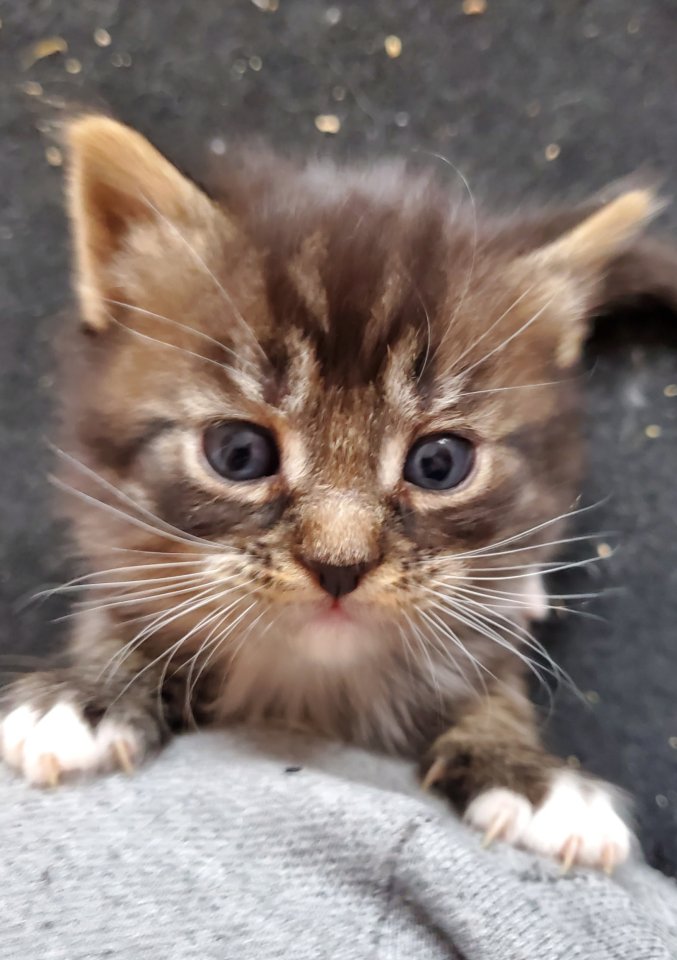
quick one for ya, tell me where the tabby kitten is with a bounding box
[2,117,675,872]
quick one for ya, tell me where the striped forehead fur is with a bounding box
[209,154,480,394]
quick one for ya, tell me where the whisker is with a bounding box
[19,561,205,612]
[426,598,554,705]
[49,581,213,624]
[430,589,556,670]
[179,595,248,685]
[142,196,268,364]
[462,291,557,377]
[168,596,253,726]
[459,373,585,398]
[436,578,601,603]
[438,530,611,564]
[450,280,538,373]
[216,603,276,701]
[51,476,219,553]
[394,620,419,679]
[420,150,479,353]
[417,607,494,694]
[457,602,578,716]
[102,582,241,682]
[103,611,224,712]
[51,447,220,549]
[437,591,603,625]
[414,286,433,384]
[109,547,210,558]
[402,609,445,710]
[102,298,249,370]
[447,500,609,560]
[41,570,207,598]
[107,313,236,374]
[185,600,261,719]
[208,603,279,718]
[429,591,554,676]
[426,585,579,704]
[73,578,220,616]
[453,555,609,581]
[432,577,606,617]
[423,610,489,696]
[443,560,597,575]
[31,560,205,598]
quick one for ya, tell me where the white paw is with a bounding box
[465,772,632,871]
[520,772,632,869]
[465,787,533,844]
[1,701,140,786]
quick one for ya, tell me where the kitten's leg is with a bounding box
[420,688,632,872]
[0,612,181,786]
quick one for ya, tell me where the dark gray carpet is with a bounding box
[1,0,676,875]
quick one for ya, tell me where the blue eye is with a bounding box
[404,434,474,491]
[204,422,279,482]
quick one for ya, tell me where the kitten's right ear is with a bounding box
[66,115,217,331]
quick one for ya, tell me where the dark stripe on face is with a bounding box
[78,418,178,473]
[501,395,582,492]
[399,470,525,552]
[259,192,455,391]
[154,478,290,539]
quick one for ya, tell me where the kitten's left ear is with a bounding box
[66,114,221,331]
[515,188,674,365]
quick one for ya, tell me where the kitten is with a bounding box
[2,116,676,873]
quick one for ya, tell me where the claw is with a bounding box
[421,757,447,792]
[481,810,510,848]
[42,753,60,789]
[601,842,616,876]
[113,739,134,775]
[560,835,581,874]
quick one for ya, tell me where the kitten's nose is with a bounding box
[303,559,373,599]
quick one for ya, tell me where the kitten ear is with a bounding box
[527,189,661,276]
[66,115,217,331]
[516,189,667,366]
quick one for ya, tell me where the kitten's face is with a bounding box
[59,118,653,680]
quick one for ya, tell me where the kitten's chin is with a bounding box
[283,602,386,668]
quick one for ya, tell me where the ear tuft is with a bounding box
[66,115,215,331]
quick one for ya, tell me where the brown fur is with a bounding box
[421,686,557,809]
[5,116,677,810]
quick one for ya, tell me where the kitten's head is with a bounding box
[57,117,659,689]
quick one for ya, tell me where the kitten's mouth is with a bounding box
[314,599,354,626]
[281,597,382,667]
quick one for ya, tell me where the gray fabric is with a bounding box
[1,731,676,960]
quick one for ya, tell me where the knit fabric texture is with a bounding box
[1,729,675,960]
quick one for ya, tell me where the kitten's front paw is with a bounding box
[0,671,163,787]
[1,700,143,786]
[464,773,632,872]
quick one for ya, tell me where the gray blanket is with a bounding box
[1,729,676,960]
